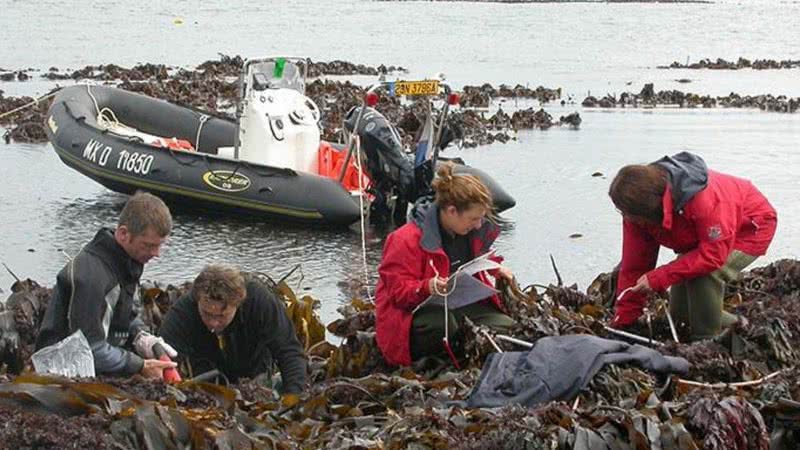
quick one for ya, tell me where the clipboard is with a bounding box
[413,252,501,313]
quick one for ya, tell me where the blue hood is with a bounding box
[409,195,498,254]
[652,151,709,211]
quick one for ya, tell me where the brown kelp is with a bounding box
[1,260,800,448]
[582,83,800,113]
[659,57,800,70]
[1,55,574,148]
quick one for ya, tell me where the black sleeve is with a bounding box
[65,256,143,376]
[158,295,191,353]
[128,309,147,336]
[254,284,307,394]
[159,295,216,378]
[158,294,203,370]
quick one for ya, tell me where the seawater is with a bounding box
[1,0,798,323]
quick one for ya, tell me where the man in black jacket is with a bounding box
[159,265,307,394]
[36,192,177,378]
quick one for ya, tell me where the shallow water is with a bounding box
[1,0,798,322]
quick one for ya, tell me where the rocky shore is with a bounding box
[660,57,800,70]
[0,57,407,82]
[1,259,799,448]
[0,56,576,149]
[582,83,800,113]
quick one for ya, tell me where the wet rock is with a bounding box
[488,107,512,129]
[510,107,554,130]
[39,62,172,82]
[461,84,493,108]
[582,95,598,107]
[661,57,800,70]
[2,56,570,147]
[302,59,406,78]
[598,95,616,108]
[0,88,57,144]
[30,56,399,84]
[461,83,560,108]
[559,112,581,128]
[492,131,512,143]
[640,83,655,100]
[581,84,798,113]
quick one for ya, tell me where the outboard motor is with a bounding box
[345,107,415,224]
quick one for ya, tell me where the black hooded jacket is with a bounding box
[159,279,307,394]
[36,228,146,375]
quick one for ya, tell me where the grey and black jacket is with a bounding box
[36,228,146,375]
[159,279,307,394]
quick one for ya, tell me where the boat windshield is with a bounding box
[247,58,306,94]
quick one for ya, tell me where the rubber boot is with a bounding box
[684,250,758,341]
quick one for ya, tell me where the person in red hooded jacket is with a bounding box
[609,152,777,341]
[375,163,515,367]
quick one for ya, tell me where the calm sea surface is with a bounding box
[1,0,798,323]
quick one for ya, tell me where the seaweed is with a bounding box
[2,260,800,449]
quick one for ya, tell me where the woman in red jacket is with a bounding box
[609,152,777,341]
[375,163,514,367]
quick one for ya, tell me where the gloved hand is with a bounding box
[252,372,274,389]
[133,331,177,359]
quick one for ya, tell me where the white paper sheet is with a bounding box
[413,252,501,313]
[457,251,502,276]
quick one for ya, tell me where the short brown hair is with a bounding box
[192,264,247,308]
[118,191,172,237]
[431,162,493,212]
[609,164,668,223]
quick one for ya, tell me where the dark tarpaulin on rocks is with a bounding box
[465,334,689,408]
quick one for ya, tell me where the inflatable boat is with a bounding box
[45,57,515,226]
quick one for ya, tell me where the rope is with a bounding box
[87,83,101,117]
[0,90,60,120]
[428,259,462,368]
[87,84,127,135]
[428,259,460,298]
[195,114,209,152]
[88,84,129,136]
[85,84,248,186]
[97,107,122,130]
[83,85,147,147]
[354,135,372,301]
[676,367,788,389]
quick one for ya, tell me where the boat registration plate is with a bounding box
[394,80,440,96]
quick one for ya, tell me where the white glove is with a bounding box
[133,331,178,359]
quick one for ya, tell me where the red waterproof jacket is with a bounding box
[613,153,777,327]
[375,202,504,366]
